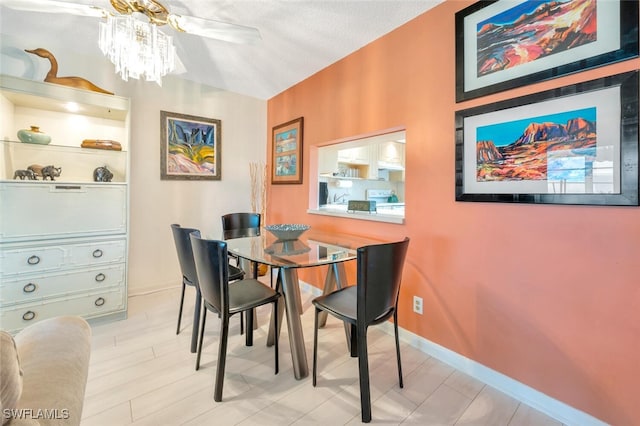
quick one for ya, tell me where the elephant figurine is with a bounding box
[13,169,37,180]
[93,166,114,182]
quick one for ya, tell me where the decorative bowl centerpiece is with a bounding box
[265,224,310,241]
[17,126,51,145]
[265,240,311,256]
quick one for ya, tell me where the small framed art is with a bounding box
[271,117,304,184]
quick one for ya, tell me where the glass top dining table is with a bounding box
[224,228,386,379]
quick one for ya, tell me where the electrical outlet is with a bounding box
[413,296,423,315]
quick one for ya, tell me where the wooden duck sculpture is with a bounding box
[25,48,114,95]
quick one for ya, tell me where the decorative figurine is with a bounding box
[25,48,114,95]
[13,169,37,180]
[27,164,43,179]
[41,165,62,181]
[93,166,114,182]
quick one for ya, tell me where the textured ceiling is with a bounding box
[0,0,442,99]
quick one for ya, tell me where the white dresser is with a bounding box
[0,75,129,332]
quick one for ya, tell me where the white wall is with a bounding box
[123,77,266,294]
[0,39,267,294]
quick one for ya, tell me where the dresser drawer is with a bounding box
[0,263,125,306]
[0,182,127,242]
[0,288,126,332]
[0,238,126,277]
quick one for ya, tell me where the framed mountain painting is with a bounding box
[455,0,639,102]
[455,71,638,205]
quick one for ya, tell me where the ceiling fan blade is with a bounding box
[0,0,106,17]
[168,14,261,45]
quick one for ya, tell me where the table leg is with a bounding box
[267,269,284,346]
[318,263,342,326]
[267,267,308,379]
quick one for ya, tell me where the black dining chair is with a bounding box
[221,212,261,276]
[311,237,410,423]
[221,212,278,289]
[190,233,280,402]
[170,224,245,355]
[221,212,262,336]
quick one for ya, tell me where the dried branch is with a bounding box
[249,162,268,222]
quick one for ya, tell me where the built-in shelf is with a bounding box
[0,140,127,183]
[0,74,130,332]
[0,75,128,120]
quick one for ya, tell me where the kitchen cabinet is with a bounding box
[0,74,130,332]
[318,132,406,182]
[337,145,378,179]
[319,145,338,176]
[378,141,404,168]
[338,146,370,164]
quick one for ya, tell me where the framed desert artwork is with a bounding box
[455,71,638,206]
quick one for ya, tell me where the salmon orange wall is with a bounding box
[266,2,640,424]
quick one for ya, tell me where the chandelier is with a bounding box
[99,13,175,85]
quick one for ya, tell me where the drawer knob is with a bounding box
[95,297,106,307]
[27,255,41,265]
[22,311,36,321]
[92,249,103,258]
[23,283,37,293]
[95,273,106,282]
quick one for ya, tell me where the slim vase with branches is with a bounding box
[249,161,268,276]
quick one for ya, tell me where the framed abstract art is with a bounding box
[455,0,639,102]
[160,111,222,181]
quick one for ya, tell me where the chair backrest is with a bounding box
[171,224,201,288]
[357,237,410,325]
[190,233,229,314]
[221,212,261,239]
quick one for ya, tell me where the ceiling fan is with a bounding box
[0,0,262,44]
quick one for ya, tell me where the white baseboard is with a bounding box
[129,283,180,297]
[299,282,607,426]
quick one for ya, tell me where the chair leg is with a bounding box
[273,298,279,374]
[190,289,201,353]
[230,256,245,336]
[214,315,230,402]
[350,324,358,357]
[357,325,372,423]
[246,309,254,346]
[176,281,186,334]
[393,310,404,388]
[196,309,207,371]
[312,307,320,387]
[270,267,276,289]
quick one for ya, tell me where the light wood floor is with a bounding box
[82,284,565,425]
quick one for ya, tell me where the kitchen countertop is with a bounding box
[307,203,405,224]
[374,202,405,208]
